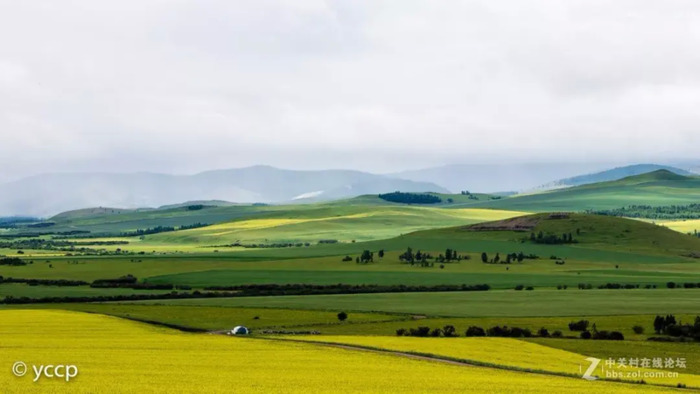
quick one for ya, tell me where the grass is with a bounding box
[0,283,177,298]
[288,314,698,340]
[459,171,700,212]
[1,310,670,393]
[126,289,700,317]
[0,303,400,331]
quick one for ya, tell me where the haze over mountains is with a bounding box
[0,166,447,217]
[0,163,698,217]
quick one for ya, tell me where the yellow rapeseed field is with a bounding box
[657,219,700,235]
[0,310,677,393]
[287,336,700,389]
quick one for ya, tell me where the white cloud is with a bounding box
[1,0,699,178]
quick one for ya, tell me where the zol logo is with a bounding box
[582,357,601,381]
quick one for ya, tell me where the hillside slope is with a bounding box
[461,170,700,212]
[538,164,691,189]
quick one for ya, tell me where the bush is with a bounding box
[337,312,348,321]
[396,328,407,336]
[409,327,431,337]
[525,286,534,291]
[580,331,592,339]
[568,320,590,331]
[632,325,645,334]
[514,285,524,291]
[593,330,625,340]
[486,326,531,338]
[537,327,550,337]
[551,330,563,338]
[465,326,486,337]
[430,328,442,337]
[442,325,458,337]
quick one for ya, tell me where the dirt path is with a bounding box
[318,342,472,367]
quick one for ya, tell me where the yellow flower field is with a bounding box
[0,310,677,393]
[286,336,700,389]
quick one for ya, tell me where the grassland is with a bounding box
[457,171,700,212]
[2,310,673,393]
[127,289,700,317]
[0,304,400,331]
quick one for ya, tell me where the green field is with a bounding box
[126,289,700,317]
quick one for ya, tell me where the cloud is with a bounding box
[1,0,699,178]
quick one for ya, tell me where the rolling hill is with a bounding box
[459,170,700,212]
[536,164,692,190]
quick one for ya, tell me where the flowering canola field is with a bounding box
[0,310,677,393]
[287,336,700,389]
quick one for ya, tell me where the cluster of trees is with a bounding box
[341,250,387,264]
[480,252,537,264]
[396,325,459,337]
[569,320,624,340]
[0,239,127,253]
[203,283,490,296]
[0,277,88,286]
[590,204,700,220]
[0,257,26,266]
[460,191,479,200]
[577,283,658,290]
[120,223,208,237]
[378,192,442,204]
[227,242,311,249]
[89,275,173,290]
[396,325,567,339]
[0,290,238,305]
[393,321,624,341]
[529,231,576,245]
[666,281,700,288]
[398,247,467,267]
[568,320,590,331]
[653,315,700,339]
[580,329,625,340]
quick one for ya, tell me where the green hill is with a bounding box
[460,170,700,212]
[456,212,700,257]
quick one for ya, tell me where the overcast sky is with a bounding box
[1,1,700,182]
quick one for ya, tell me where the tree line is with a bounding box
[589,204,700,220]
[378,192,442,204]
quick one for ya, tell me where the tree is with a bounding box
[378,249,384,258]
[360,250,373,263]
[337,312,348,321]
[494,253,500,264]
[481,252,488,263]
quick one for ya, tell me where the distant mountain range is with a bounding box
[391,163,616,193]
[2,163,698,217]
[0,166,447,217]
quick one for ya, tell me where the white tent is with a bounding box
[231,326,249,335]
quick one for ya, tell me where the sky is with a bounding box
[1,0,700,182]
